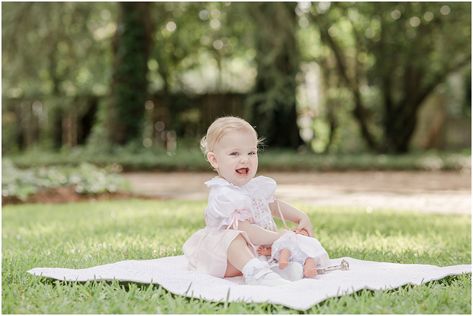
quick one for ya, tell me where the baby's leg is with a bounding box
[226,234,290,286]
[279,248,291,269]
[225,234,254,277]
[303,257,317,278]
[225,262,242,277]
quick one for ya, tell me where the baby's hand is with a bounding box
[296,215,313,237]
[257,245,272,256]
[294,228,309,236]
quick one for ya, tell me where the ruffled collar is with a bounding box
[205,176,276,198]
[204,176,234,188]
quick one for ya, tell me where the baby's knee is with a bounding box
[231,233,248,247]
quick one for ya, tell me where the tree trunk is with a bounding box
[318,17,379,152]
[246,3,304,149]
[107,2,152,145]
[383,102,420,153]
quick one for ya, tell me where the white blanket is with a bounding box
[28,256,470,311]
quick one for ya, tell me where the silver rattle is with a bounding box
[316,259,350,274]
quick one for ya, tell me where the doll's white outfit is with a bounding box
[183,176,279,278]
[270,231,330,268]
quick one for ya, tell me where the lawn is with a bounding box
[2,199,471,313]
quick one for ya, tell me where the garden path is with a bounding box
[123,171,471,215]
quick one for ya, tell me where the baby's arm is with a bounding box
[237,220,285,245]
[269,199,313,236]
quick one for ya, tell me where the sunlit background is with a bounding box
[2,2,470,155]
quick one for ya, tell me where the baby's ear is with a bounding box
[207,152,218,169]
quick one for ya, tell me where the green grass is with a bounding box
[3,200,471,313]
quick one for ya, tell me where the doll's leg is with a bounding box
[225,234,255,277]
[303,257,318,278]
[279,248,291,269]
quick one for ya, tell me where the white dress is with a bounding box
[182,176,278,278]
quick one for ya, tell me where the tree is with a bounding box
[246,3,304,149]
[2,2,114,150]
[311,2,471,153]
[144,2,263,142]
[106,2,152,145]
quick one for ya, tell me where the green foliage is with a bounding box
[2,160,129,201]
[149,2,254,94]
[5,147,471,172]
[2,3,115,151]
[2,160,40,200]
[2,2,115,97]
[305,2,471,153]
[2,200,471,313]
[2,3,470,153]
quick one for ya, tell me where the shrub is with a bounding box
[2,160,130,201]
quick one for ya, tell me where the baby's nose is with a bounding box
[240,155,249,163]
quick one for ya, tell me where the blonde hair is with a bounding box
[200,116,262,156]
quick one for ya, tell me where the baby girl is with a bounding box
[183,116,327,286]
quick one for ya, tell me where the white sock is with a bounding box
[241,258,268,279]
[271,262,304,281]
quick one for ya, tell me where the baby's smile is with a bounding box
[235,167,249,175]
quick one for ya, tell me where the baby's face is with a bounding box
[207,129,258,186]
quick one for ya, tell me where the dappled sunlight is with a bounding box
[328,234,445,256]
[4,198,471,313]
[6,222,73,241]
[323,231,471,265]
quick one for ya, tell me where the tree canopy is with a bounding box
[310,2,471,153]
[2,2,470,154]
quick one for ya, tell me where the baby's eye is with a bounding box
[249,151,256,156]
[230,152,239,156]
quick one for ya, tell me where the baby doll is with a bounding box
[257,228,329,278]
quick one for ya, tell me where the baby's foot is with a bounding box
[303,258,317,278]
